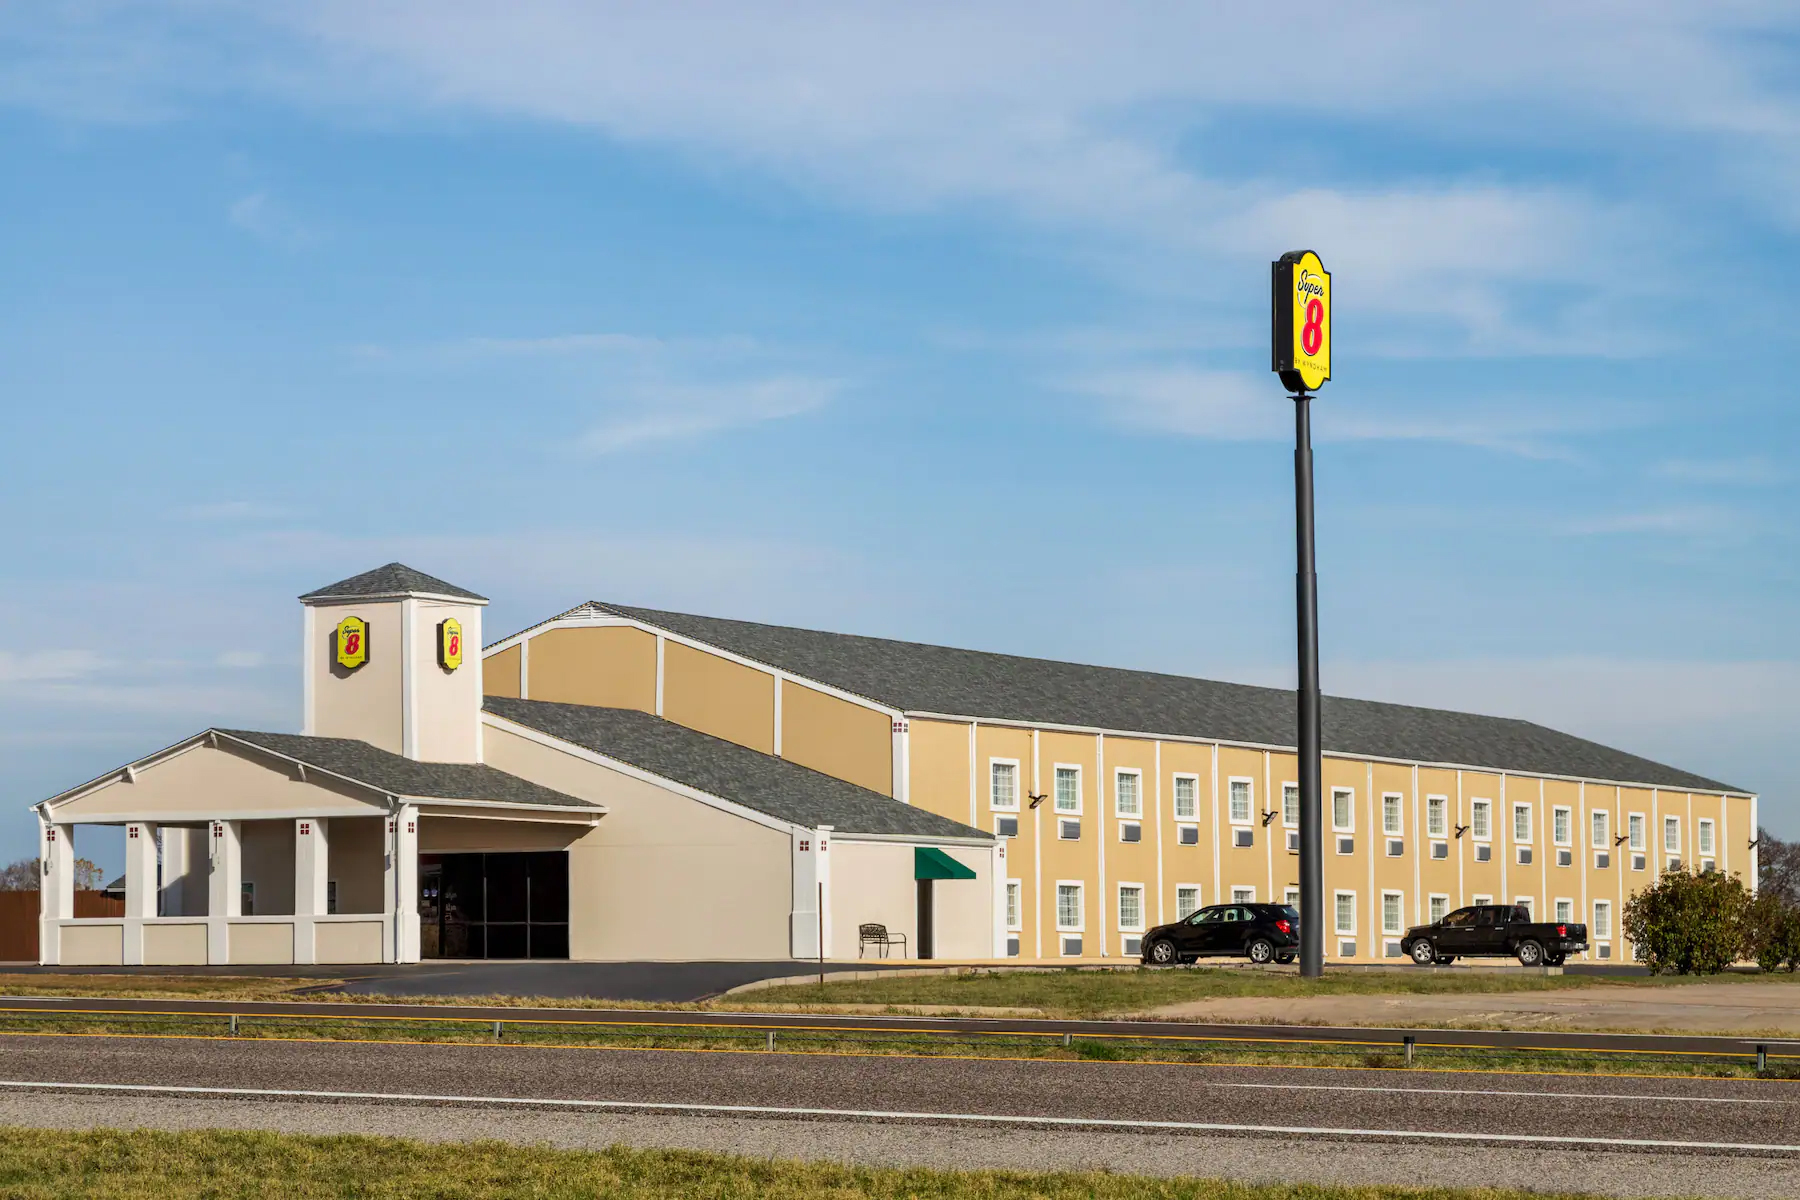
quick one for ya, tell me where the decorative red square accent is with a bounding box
[128,827,138,839]
[407,822,416,834]
[299,823,311,836]
[799,840,810,852]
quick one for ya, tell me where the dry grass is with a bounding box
[0,1127,1636,1199]
[0,974,335,1001]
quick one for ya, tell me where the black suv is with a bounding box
[1140,903,1300,966]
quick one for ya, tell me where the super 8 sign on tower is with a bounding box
[1271,250,1331,393]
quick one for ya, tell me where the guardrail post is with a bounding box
[1403,1035,1415,1067]
[493,1021,503,1042]
[1064,1032,1073,1048]
[1756,1045,1768,1072]
[767,1030,776,1052]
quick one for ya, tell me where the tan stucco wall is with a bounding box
[228,922,295,964]
[315,920,385,964]
[525,626,657,711]
[420,815,590,853]
[52,743,386,825]
[781,682,891,795]
[907,719,971,824]
[143,923,207,965]
[484,644,522,699]
[310,600,404,753]
[413,599,484,763]
[662,641,775,753]
[60,923,123,966]
[241,820,296,916]
[482,722,793,960]
[329,817,386,916]
[830,839,992,960]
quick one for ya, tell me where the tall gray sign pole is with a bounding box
[1272,250,1331,979]
[1293,392,1324,978]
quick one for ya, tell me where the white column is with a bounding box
[206,820,241,964]
[122,821,158,966]
[789,827,823,958]
[991,837,1008,957]
[816,825,833,961]
[293,817,329,964]
[384,806,420,963]
[39,817,73,965]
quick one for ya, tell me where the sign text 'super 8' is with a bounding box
[1271,250,1331,393]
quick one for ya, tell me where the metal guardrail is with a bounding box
[0,1004,1793,1074]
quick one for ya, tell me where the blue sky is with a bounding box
[3,4,1796,878]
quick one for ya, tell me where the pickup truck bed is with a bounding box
[1400,904,1588,967]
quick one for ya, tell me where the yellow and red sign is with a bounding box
[1271,249,1331,394]
[333,615,369,671]
[438,617,464,671]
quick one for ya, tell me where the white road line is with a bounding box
[0,1080,1795,1153]
[1209,1082,1788,1105]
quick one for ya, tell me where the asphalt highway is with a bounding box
[0,1033,1796,1196]
[0,993,1794,1059]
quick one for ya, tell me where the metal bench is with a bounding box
[858,923,907,959]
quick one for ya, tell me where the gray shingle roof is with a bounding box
[300,563,488,604]
[572,603,1746,795]
[215,729,595,809]
[483,698,993,840]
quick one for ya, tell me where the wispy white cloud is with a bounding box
[1069,367,1635,457]
[0,650,107,685]
[1556,506,1739,537]
[1654,456,1788,486]
[228,190,319,248]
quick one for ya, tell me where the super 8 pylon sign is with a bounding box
[1272,250,1331,394]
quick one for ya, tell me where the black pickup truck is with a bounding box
[1400,904,1588,967]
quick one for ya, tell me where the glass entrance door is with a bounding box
[418,851,569,959]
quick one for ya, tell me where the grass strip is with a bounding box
[0,1127,1665,1199]
[1,1010,1790,1079]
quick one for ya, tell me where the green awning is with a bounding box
[914,846,977,880]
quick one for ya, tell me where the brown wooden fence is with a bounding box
[0,891,126,963]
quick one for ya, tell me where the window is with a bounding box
[1472,894,1493,906]
[990,760,1019,810]
[1118,885,1144,931]
[1427,796,1447,838]
[1515,897,1533,919]
[1553,807,1571,846]
[1054,766,1081,813]
[1513,804,1532,843]
[1471,800,1491,839]
[994,816,1018,839]
[1555,899,1573,923]
[1629,813,1645,851]
[1056,883,1083,930]
[1118,821,1142,843]
[1058,818,1081,841]
[1331,788,1354,831]
[240,881,255,916]
[1382,892,1403,935]
[1176,885,1201,920]
[1173,775,1199,820]
[1177,825,1199,845]
[1005,881,1021,930]
[1382,794,1403,835]
[326,880,338,916]
[1231,886,1255,904]
[1593,900,1612,939]
[1283,783,1300,826]
[1664,815,1681,853]
[1229,778,1253,824]
[1429,894,1449,923]
[1334,891,1356,935]
[1698,818,1715,857]
[1284,886,1301,909]
[1115,769,1142,817]
[1233,828,1254,848]
[1591,810,1610,848]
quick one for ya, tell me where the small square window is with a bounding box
[1177,824,1200,846]
[1233,828,1253,848]
[1286,829,1300,852]
[1336,835,1355,855]
[1058,818,1081,841]
[1385,838,1404,857]
[1119,821,1142,843]
[995,816,1018,839]
[1430,841,1448,860]
[1595,850,1610,869]
[1517,846,1533,866]
[1475,844,1492,862]
[1231,886,1255,904]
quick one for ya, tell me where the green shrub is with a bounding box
[1746,892,1800,973]
[1620,867,1751,975]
